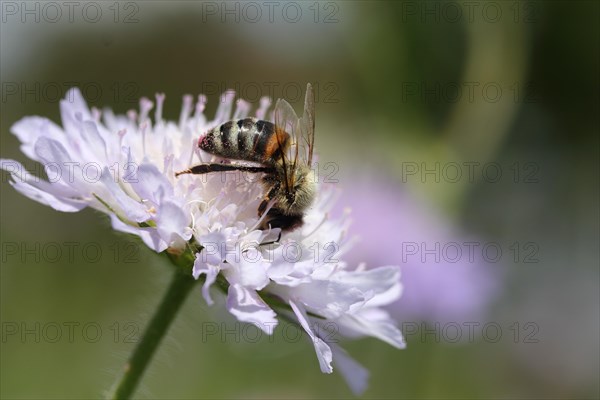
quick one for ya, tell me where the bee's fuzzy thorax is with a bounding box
[262,165,316,216]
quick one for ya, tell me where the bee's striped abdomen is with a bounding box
[199,118,289,163]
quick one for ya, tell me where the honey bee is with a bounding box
[176,83,316,232]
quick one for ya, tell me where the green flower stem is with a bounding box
[108,267,197,399]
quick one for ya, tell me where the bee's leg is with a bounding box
[258,185,283,246]
[260,231,282,246]
[259,208,283,245]
[259,210,303,246]
[175,163,273,177]
[258,198,269,217]
[257,184,280,217]
[265,213,304,232]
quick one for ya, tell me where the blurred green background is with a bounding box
[1,1,598,399]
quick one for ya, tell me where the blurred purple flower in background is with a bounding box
[333,173,501,325]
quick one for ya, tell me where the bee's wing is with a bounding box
[300,83,316,167]
[272,84,315,191]
[273,97,300,193]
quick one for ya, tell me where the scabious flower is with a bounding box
[1,88,404,394]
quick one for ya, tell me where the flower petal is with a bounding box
[130,162,174,205]
[289,300,333,374]
[1,159,80,198]
[100,168,149,223]
[80,121,108,163]
[155,201,192,248]
[338,308,406,349]
[193,253,220,305]
[109,214,167,252]
[226,284,277,334]
[2,177,85,213]
[32,136,104,198]
[286,280,365,319]
[331,343,370,396]
[224,250,270,291]
[1,159,86,212]
[197,232,227,266]
[60,87,93,134]
[10,117,65,161]
[336,266,403,309]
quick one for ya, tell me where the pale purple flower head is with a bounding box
[1,88,406,394]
